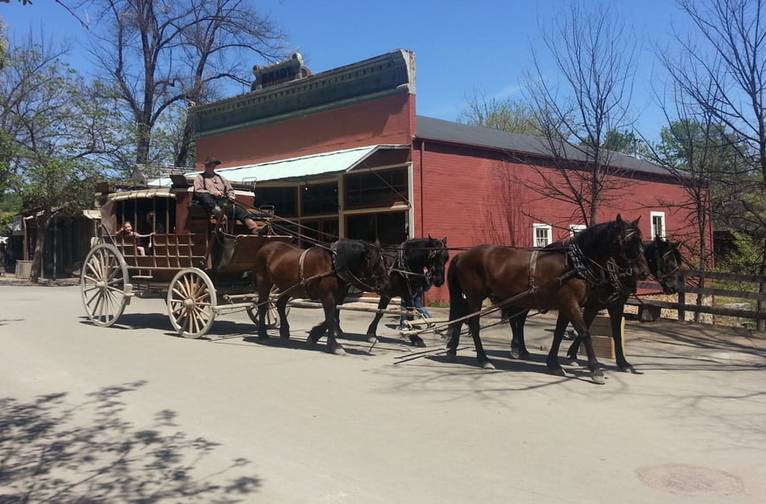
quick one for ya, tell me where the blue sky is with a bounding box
[2,0,695,140]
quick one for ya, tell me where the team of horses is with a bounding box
[250,214,683,384]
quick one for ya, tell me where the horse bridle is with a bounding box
[653,245,681,281]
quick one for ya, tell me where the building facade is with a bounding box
[190,50,709,302]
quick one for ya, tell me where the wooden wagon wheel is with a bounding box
[246,286,286,329]
[167,268,217,338]
[81,243,130,327]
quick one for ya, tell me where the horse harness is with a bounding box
[565,241,632,304]
[329,242,380,293]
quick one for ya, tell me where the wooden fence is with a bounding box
[628,269,766,329]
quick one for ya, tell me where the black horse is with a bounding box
[508,236,684,373]
[364,237,450,347]
[446,216,649,383]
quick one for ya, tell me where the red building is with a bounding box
[190,50,708,302]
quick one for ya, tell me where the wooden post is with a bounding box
[678,271,686,321]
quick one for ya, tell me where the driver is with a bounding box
[193,157,267,235]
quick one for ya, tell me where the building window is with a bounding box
[569,224,586,236]
[255,186,297,217]
[533,223,552,247]
[651,211,666,238]
[301,182,338,216]
[345,168,408,209]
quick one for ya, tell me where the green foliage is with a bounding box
[603,129,649,156]
[721,231,764,275]
[460,94,539,135]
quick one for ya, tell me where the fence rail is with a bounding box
[631,269,766,329]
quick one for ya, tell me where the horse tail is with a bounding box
[447,254,467,320]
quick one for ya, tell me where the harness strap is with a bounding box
[529,250,540,292]
[298,247,312,285]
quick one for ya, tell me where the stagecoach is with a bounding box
[80,178,292,338]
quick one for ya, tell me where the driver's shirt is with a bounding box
[193,171,234,198]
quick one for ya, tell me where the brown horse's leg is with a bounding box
[322,295,345,355]
[257,278,272,339]
[365,295,391,343]
[609,300,639,374]
[545,313,571,375]
[565,303,598,363]
[307,321,326,344]
[561,302,605,384]
[335,283,349,339]
[277,295,290,339]
[509,308,531,360]
[463,300,493,369]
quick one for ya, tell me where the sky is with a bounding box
[1,0,698,141]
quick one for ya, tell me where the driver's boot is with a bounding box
[244,218,265,235]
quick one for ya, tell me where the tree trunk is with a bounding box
[174,114,194,168]
[694,214,706,323]
[29,211,50,283]
[757,239,766,331]
[134,121,151,175]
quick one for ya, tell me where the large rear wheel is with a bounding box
[81,243,130,327]
[167,268,217,338]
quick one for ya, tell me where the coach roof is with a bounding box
[415,115,672,178]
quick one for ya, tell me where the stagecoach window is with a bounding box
[255,186,297,217]
[569,224,586,236]
[301,182,338,216]
[345,168,408,209]
[533,223,552,247]
[651,211,666,239]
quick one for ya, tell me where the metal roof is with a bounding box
[415,115,673,178]
[147,145,408,188]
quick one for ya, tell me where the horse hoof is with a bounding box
[547,366,568,377]
[410,336,426,348]
[591,371,606,385]
[620,365,642,374]
[563,357,579,366]
[258,333,269,340]
[329,345,346,355]
[510,349,531,360]
[481,360,496,370]
[445,351,457,362]
[366,334,377,343]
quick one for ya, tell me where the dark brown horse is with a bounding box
[509,236,685,374]
[445,216,649,384]
[365,237,450,346]
[252,239,386,354]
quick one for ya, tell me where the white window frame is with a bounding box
[569,224,586,236]
[650,211,666,239]
[532,223,552,247]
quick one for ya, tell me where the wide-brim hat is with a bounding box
[203,157,221,167]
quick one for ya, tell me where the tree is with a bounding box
[0,33,117,281]
[78,0,284,173]
[667,0,766,328]
[525,2,636,226]
[603,129,649,157]
[459,91,539,135]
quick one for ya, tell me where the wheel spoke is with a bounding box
[106,286,124,295]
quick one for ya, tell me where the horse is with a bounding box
[252,238,386,354]
[508,236,684,374]
[364,237,450,347]
[445,216,650,384]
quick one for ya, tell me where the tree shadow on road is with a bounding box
[0,381,259,503]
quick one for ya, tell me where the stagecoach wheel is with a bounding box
[81,243,130,327]
[246,286,287,329]
[167,268,217,338]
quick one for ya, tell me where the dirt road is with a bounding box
[1,285,764,503]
